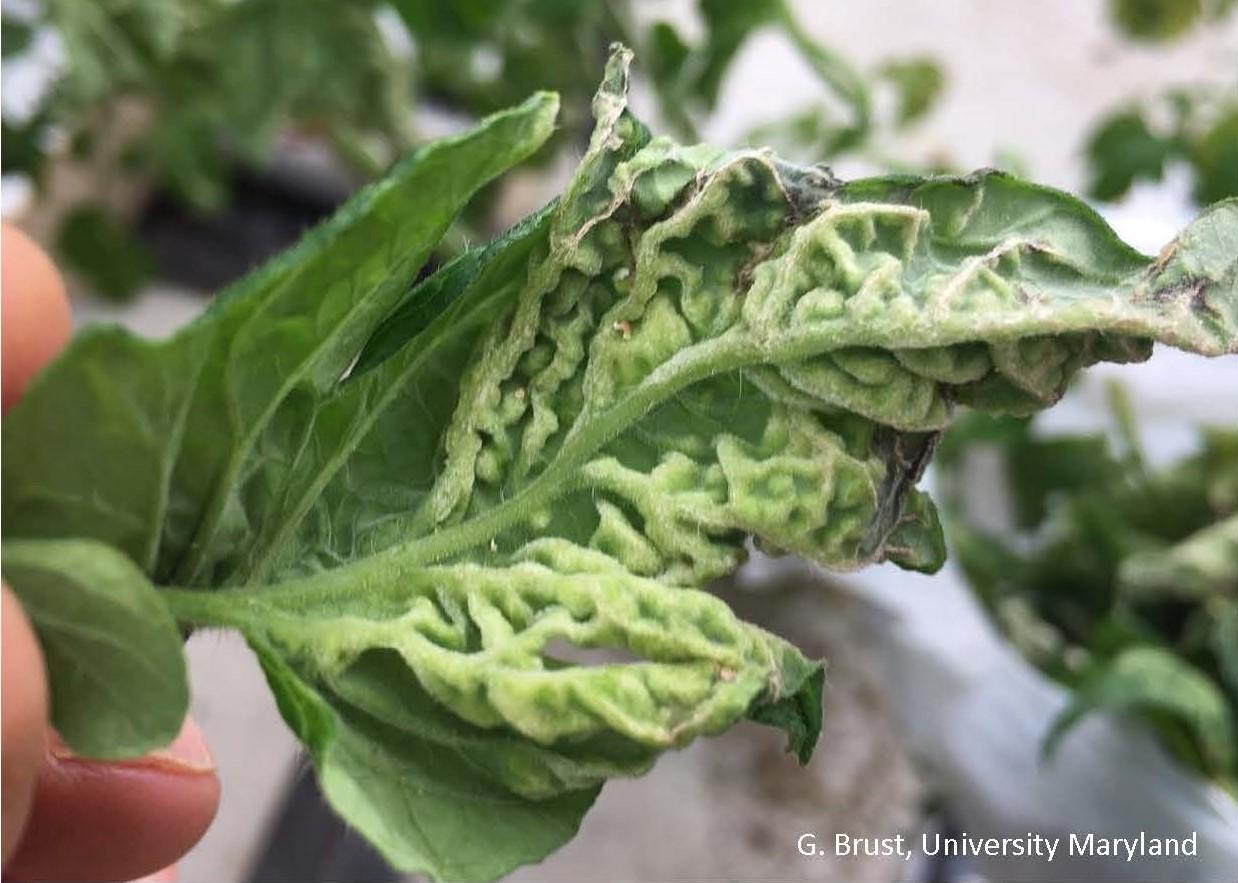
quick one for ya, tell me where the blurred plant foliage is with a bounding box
[3,0,414,203]
[2,0,415,299]
[1108,0,1236,42]
[1086,88,1238,206]
[1086,0,1238,205]
[700,0,944,167]
[2,0,947,300]
[10,0,1230,299]
[938,388,1238,789]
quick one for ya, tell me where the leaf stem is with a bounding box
[161,586,249,628]
[776,0,872,142]
[160,332,757,619]
[383,332,753,567]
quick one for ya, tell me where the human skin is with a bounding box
[1,224,221,882]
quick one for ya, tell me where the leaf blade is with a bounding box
[2,539,188,758]
[1044,646,1235,775]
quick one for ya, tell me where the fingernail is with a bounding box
[147,718,215,773]
[49,718,215,774]
[130,865,178,883]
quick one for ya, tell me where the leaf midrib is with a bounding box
[228,259,1201,598]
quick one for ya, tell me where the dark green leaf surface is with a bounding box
[1,15,33,58]
[55,203,157,302]
[940,407,1238,784]
[1,539,188,758]
[1190,107,1238,205]
[250,639,601,883]
[3,91,560,586]
[1120,514,1238,598]
[1044,647,1235,775]
[1083,92,1238,207]
[1109,0,1204,41]
[1085,110,1174,202]
[3,46,1237,881]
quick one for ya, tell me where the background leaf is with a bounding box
[940,400,1238,783]
[1190,106,1238,205]
[878,57,945,128]
[1109,0,1204,41]
[1085,110,1175,202]
[1044,646,1235,775]
[55,203,157,301]
[1120,514,1238,598]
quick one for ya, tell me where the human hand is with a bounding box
[2,224,220,882]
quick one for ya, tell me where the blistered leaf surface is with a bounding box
[3,45,1236,882]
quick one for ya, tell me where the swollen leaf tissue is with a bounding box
[3,47,1236,881]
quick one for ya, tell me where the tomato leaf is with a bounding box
[3,46,1236,882]
[1,539,188,758]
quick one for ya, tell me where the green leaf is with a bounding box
[43,0,185,104]
[1214,602,1238,703]
[388,0,501,43]
[1108,0,1203,41]
[55,204,157,302]
[1044,646,1235,777]
[1,113,51,179]
[693,0,782,108]
[1120,514,1238,598]
[878,57,945,128]
[250,639,602,883]
[4,46,1238,882]
[166,540,821,755]
[39,0,415,197]
[198,0,412,165]
[940,384,1237,783]
[1149,197,1238,329]
[645,21,690,87]
[165,538,822,882]
[944,522,1029,611]
[1085,109,1176,202]
[1006,436,1121,529]
[1,539,188,759]
[1,15,34,58]
[3,91,560,585]
[352,200,558,377]
[1189,105,1238,205]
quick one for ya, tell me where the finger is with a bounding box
[4,718,220,883]
[1,587,49,863]
[130,865,177,883]
[2,223,71,412]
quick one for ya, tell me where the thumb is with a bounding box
[4,717,219,882]
[1,223,71,412]
[1,586,49,862]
